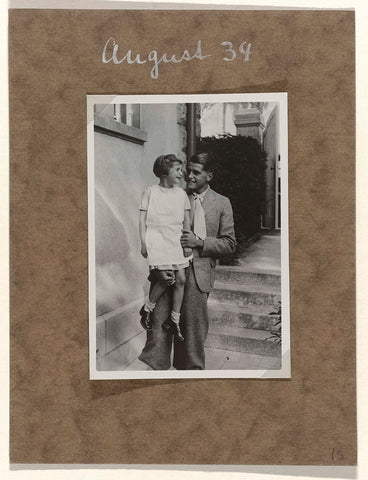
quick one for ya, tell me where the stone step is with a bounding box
[205,325,281,358]
[208,300,280,331]
[212,281,281,308]
[215,266,281,287]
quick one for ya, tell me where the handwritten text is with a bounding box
[102,38,251,79]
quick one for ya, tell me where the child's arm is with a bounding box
[183,209,192,257]
[183,209,191,232]
[139,210,148,258]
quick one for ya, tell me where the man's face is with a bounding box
[186,162,212,194]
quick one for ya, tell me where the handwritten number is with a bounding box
[239,41,252,62]
[221,41,251,62]
[221,42,237,62]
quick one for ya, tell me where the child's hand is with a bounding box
[183,247,192,258]
[141,245,148,258]
[156,270,175,286]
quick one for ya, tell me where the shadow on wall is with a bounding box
[95,188,147,317]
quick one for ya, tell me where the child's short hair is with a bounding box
[153,154,183,178]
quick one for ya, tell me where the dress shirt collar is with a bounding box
[193,186,210,202]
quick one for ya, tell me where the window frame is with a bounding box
[94,104,147,145]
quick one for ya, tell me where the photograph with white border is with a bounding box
[88,93,290,379]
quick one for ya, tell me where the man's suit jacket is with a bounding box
[188,188,236,293]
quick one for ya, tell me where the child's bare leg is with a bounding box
[146,270,174,310]
[140,270,174,331]
[172,269,186,315]
[162,268,186,342]
[149,279,167,304]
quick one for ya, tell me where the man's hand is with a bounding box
[141,244,148,258]
[181,230,203,249]
[155,270,175,287]
[183,247,193,258]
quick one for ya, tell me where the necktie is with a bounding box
[193,194,207,240]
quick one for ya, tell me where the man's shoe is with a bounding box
[162,318,184,342]
[139,306,153,331]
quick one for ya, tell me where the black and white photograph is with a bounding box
[88,93,289,379]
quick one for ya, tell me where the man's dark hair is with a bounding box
[153,154,182,178]
[188,152,216,174]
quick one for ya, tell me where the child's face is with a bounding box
[166,162,183,186]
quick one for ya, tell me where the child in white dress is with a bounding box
[139,154,192,341]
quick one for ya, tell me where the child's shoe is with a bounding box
[139,306,153,331]
[162,318,184,342]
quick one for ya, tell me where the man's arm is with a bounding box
[183,209,191,231]
[201,197,236,258]
[180,197,236,259]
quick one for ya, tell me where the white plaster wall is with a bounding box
[200,104,222,137]
[200,102,277,138]
[94,103,186,317]
[224,104,237,135]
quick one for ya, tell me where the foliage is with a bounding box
[267,302,281,344]
[197,134,267,252]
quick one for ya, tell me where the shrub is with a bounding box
[197,134,267,252]
[267,302,282,344]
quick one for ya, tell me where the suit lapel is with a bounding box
[202,188,216,217]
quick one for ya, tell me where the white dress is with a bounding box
[140,184,192,268]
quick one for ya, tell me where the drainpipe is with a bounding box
[186,103,197,160]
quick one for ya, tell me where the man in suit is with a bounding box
[139,152,236,370]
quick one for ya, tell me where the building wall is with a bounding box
[200,102,279,139]
[200,103,237,137]
[200,102,279,231]
[263,105,279,229]
[94,103,186,367]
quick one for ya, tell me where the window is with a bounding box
[114,104,141,129]
[94,103,147,144]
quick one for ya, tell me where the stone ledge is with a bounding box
[94,113,147,144]
[234,108,265,128]
[96,296,147,362]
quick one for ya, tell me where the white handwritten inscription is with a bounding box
[221,41,252,62]
[102,38,251,79]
